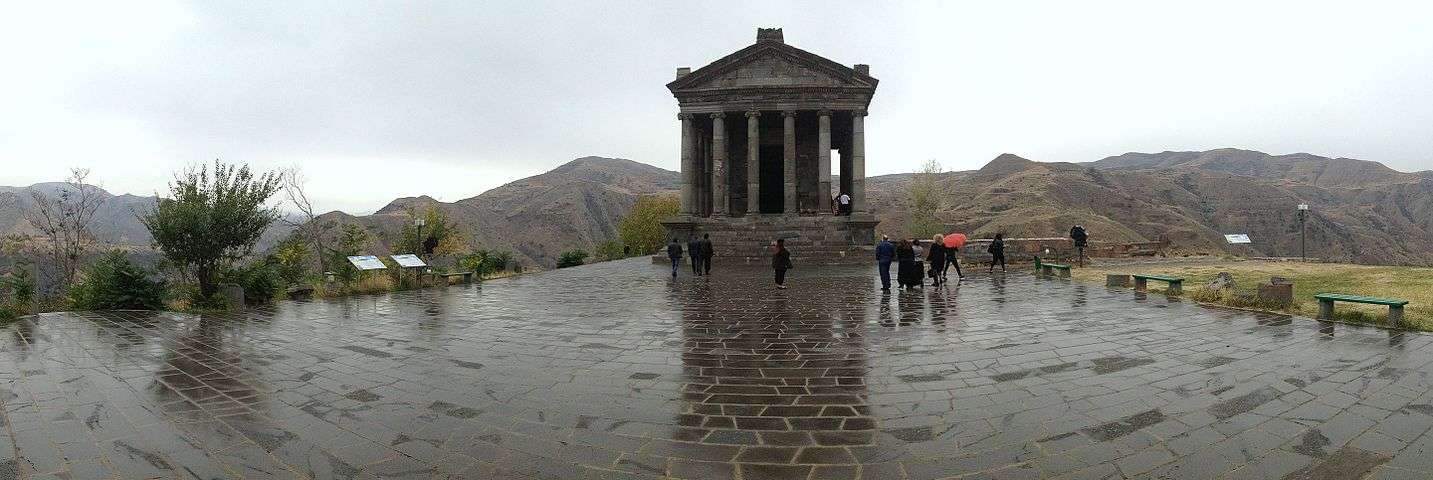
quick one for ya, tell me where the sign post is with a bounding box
[391,254,429,286]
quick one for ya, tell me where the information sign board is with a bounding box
[347,255,387,270]
[391,254,427,268]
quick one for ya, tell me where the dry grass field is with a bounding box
[1071,258,1433,330]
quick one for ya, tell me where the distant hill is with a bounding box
[6,148,1429,268]
[0,184,294,260]
[312,156,680,268]
[865,149,1433,265]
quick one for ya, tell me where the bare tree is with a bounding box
[25,168,104,289]
[281,167,332,272]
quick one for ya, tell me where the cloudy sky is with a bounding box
[3,1,1431,214]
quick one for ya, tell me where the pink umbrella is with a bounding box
[944,233,967,249]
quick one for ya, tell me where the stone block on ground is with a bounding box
[1106,274,1131,287]
[219,283,245,310]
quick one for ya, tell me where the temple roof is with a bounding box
[667,28,878,97]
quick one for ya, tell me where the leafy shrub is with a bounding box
[69,251,166,311]
[222,261,283,304]
[4,268,35,305]
[618,196,679,255]
[596,241,625,261]
[271,237,309,285]
[556,250,588,269]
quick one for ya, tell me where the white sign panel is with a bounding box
[1224,234,1252,244]
[390,254,427,268]
[347,255,387,270]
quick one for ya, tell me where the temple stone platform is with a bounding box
[660,213,878,265]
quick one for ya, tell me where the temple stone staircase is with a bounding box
[657,214,878,265]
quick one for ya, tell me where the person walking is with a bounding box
[1069,225,1088,267]
[896,239,917,290]
[927,234,947,287]
[687,236,703,276]
[700,234,714,276]
[875,235,895,292]
[945,240,964,280]
[772,238,792,289]
[988,233,1007,273]
[666,238,683,278]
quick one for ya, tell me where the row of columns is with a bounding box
[678,109,866,217]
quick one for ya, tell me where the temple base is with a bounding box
[658,214,878,265]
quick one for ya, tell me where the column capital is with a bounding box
[816,109,832,117]
[851,108,867,117]
[745,110,761,118]
[781,110,798,118]
[678,113,695,121]
[710,112,726,119]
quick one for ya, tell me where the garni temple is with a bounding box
[662,28,880,264]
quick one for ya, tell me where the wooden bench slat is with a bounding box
[1314,293,1407,306]
[1043,263,1072,269]
[1132,274,1183,282]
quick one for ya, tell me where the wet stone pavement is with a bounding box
[4,260,1433,479]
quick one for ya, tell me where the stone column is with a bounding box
[679,113,694,215]
[817,109,832,215]
[745,111,761,216]
[782,110,796,214]
[851,109,867,213]
[711,112,727,216]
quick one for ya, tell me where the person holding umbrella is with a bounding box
[944,232,966,280]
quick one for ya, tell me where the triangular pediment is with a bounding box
[668,42,877,92]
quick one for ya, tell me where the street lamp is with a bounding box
[414,216,426,256]
[1297,203,1309,262]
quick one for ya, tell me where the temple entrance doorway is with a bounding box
[758,145,784,214]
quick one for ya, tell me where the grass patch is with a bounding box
[1073,259,1433,330]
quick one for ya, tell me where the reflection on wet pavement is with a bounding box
[4,258,1433,478]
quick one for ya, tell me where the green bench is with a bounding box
[1315,293,1409,326]
[1132,274,1184,294]
[1039,262,1072,278]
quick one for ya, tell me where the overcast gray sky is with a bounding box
[3,1,1431,214]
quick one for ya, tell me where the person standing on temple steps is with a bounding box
[687,235,703,276]
[700,234,714,276]
[666,238,683,279]
[772,238,792,289]
[988,233,1007,273]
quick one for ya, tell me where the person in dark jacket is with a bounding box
[945,242,964,280]
[700,234,714,275]
[687,236,703,276]
[772,238,792,289]
[895,239,917,290]
[927,234,947,287]
[875,235,895,292]
[666,238,683,278]
[988,233,1007,273]
[1069,225,1088,267]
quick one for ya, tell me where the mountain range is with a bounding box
[3,148,1429,267]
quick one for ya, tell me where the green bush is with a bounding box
[5,268,35,305]
[222,261,283,304]
[271,237,309,286]
[0,303,17,324]
[596,241,625,261]
[556,250,588,269]
[69,251,166,311]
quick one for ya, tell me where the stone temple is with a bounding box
[662,28,879,264]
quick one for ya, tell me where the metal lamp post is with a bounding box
[414,216,426,256]
[1297,203,1309,262]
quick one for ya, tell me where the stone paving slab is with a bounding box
[3,258,1433,479]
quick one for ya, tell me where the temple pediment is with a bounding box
[668,37,877,96]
